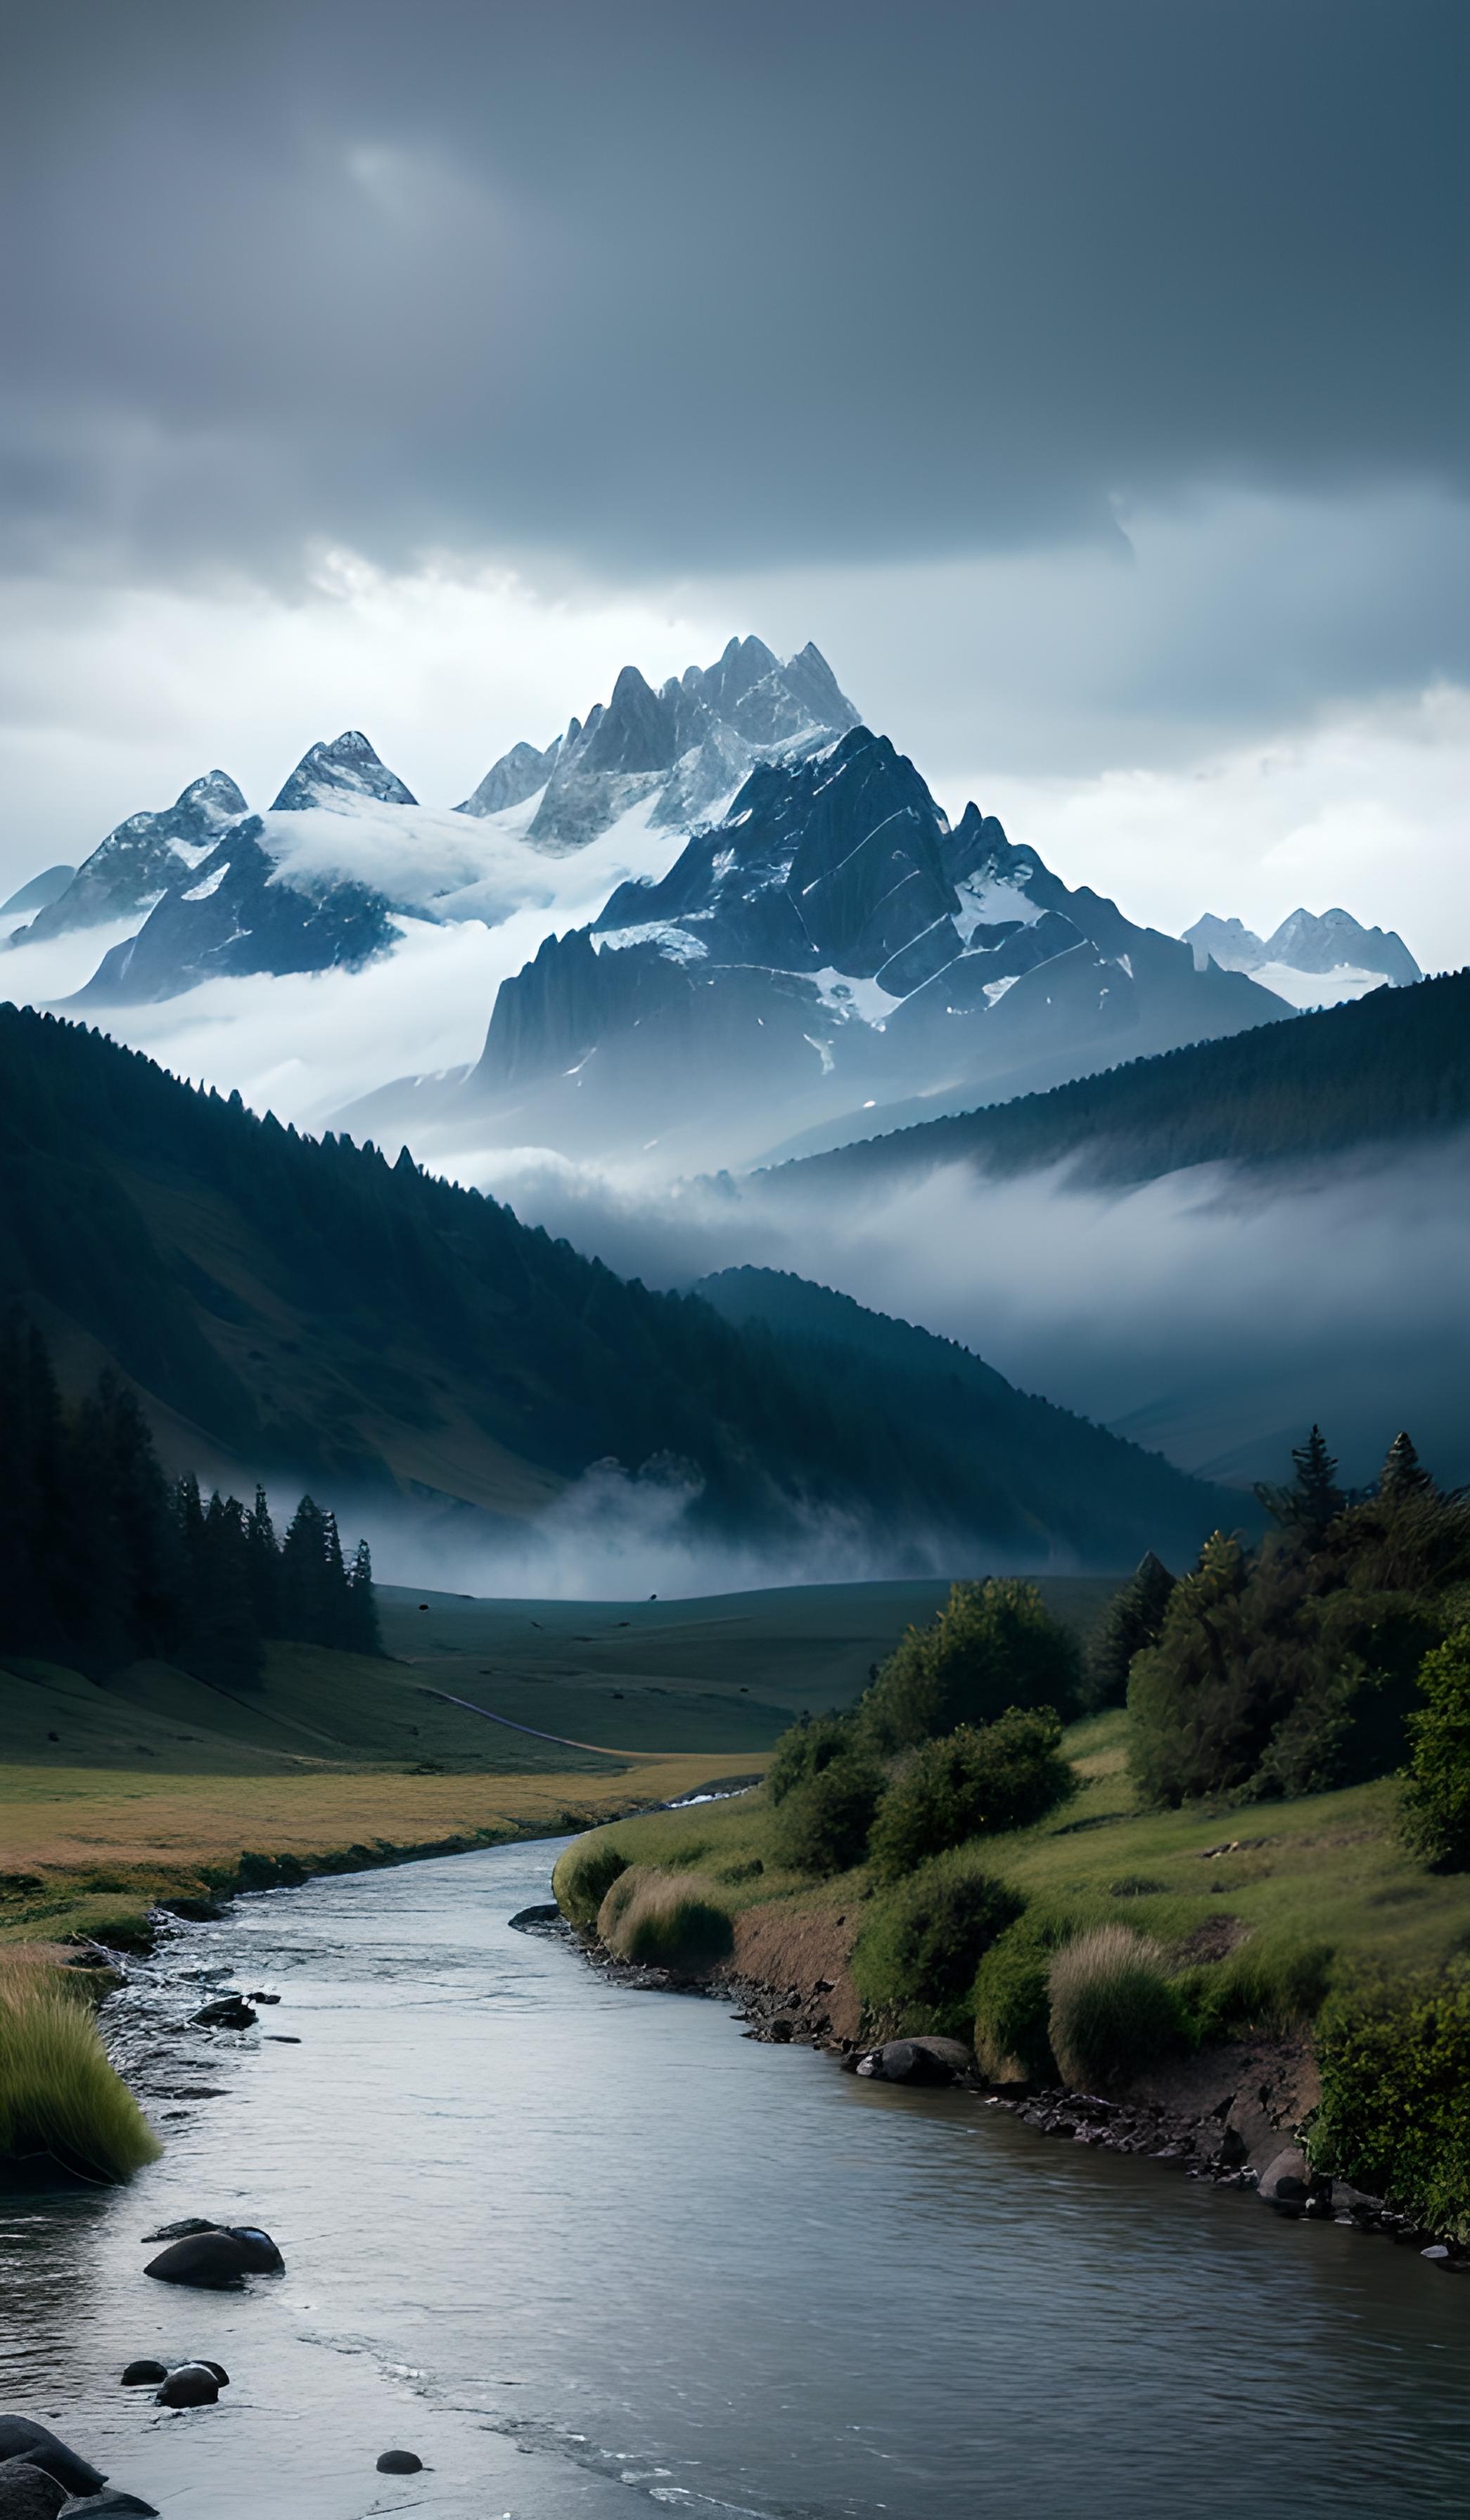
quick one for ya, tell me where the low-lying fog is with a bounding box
[451,1133,1470,1494]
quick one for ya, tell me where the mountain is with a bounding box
[0,1002,1237,1570]
[1184,905,1422,1007]
[1,864,75,916]
[456,636,858,849]
[32,641,856,1009]
[758,965,1470,1197]
[694,1268,1250,1565]
[72,734,415,1004]
[10,771,246,944]
[451,726,1285,1168]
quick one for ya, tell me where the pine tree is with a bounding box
[1083,1550,1177,1708]
[1256,1425,1344,1545]
[321,1510,349,1645]
[344,1537,383,1656]
[245,1485,281,1634]
[1379,1431,1435,1501]
[279,1496,328,1642]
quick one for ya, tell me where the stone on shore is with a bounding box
[0,2429,105,2500]
[58,2497,160,2517]
[0,2462,68,2519]
[855,2036,971,2086]
[1257,2147,1310,2210]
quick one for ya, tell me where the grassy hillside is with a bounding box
[767,967,1470,1195]
[0,1003,1228,1565]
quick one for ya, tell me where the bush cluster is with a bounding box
[852,1853,1023,2034]
[972,1910,1069,2081]
[867,1708,1075,1884]
[860,1579,1081,1754]
[1128,1432,1470,1807]
[1311,1968,1470,2241]
[1400,1626,1470,1870]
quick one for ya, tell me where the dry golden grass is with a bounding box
[0,1752,763,1950]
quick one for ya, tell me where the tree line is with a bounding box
[0,1316,380,1685]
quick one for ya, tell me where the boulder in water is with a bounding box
[144,2223,281,2285]
[119,2363,167,2388]
[375,2451,423,2474]
[0,2429,105,2499]
[191,1996,256,2030]
[154,2365,221,2409]
[141,2217,217,2243]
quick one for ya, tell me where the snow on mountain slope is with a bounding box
[10,769,246,942]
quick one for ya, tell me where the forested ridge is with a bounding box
[0,1005,1227,1562]
[769,968,1470,1194]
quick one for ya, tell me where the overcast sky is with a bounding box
[2,0,1466,957]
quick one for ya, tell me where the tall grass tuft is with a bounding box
[596,1870,734,1974]
[553,1836,629,1926]
[0,1962,160,2182]
[1047,1924,1190,2090]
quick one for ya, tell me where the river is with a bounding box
[4,1837,1468,2519]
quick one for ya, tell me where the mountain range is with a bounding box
[1184,906,1421,1005]
[0,1000,1237,1571]
[1,632,1429,1178]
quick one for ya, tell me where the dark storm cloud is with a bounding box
[1,0,1465,587]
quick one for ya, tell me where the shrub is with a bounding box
[973,1910,1069,2081]
[860,1579,1080,1756]
[852,1853,1024,2034]
[1311,1968,1470,2240]
[867,1709,1075,1884]
[0,1964,160,2182]
[1177,1936,1334,2046]
[766,1712,858,1806]
[768,1755,882,1877]
[552,1835,629,1926]
[1047,1925,1190,2089]
[1401,1626,1470,1869]
[597,1870,734,1975]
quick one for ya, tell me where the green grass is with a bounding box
[0,1958,160,2182]
[597,1868,735,1972]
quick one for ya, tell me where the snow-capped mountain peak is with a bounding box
[454,638,859,855]
[1184,905,1421,1005]
[8,766,248,944]
[270,729,418,813]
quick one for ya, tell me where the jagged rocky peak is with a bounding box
[1185,906,1421,987]
[457,735,562,819]
[454,636,860,855]
[271,729,418,813]
[8,766,249,943]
